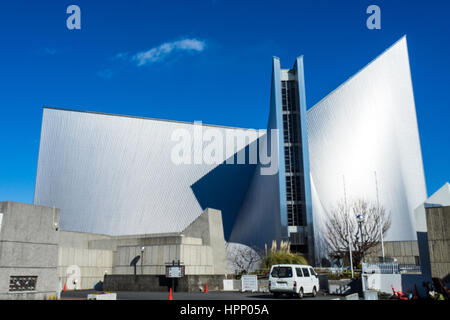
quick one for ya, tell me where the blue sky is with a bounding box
[0,0,449,203]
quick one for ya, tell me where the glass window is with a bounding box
[295,268,303,277]
[309,268,317,277]
[302,268,310,277]
[271,267,293,278]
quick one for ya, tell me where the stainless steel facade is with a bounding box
[34,109,259,237]
[34,36,427,265]
[307,37,427,259]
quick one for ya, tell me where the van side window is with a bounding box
[309,268,317,277]
[302,268,310,277]
[295,268,303,277]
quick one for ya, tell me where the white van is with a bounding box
[268,264,320,298]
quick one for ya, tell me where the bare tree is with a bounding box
[324,198,391,268]
[226,243,262,275]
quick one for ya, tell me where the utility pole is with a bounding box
[343,175,354,278]
[374,171,385,262]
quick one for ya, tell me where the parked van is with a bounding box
[268,264,319,298]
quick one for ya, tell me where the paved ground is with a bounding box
[61,290,341,300]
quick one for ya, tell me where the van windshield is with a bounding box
[271,267,293,278]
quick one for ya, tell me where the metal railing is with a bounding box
[363,262,399,274]
[362,262,421,274]
[399,264,422,274]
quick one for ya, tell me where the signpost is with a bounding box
[166,265,185,278]
[165,260,185,294]
[241,275,258,292]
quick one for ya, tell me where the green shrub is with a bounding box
[260,251,308,273]
[315,268,360,280]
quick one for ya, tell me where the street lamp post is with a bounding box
[140,246,145,275]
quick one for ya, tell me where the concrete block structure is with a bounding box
[0,202,59,300]
[425,205,450,282]
[56,208,227,291]
[57,231,113,290]
[0,201,227,295]
[368,241,420,265]
[99,208,226,276]
[103,208,227,291]
[412,182,450,281]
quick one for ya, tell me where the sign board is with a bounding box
[166,265,185,278]
[241,275,258,292]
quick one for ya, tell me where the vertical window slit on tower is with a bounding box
[281,80,306,227]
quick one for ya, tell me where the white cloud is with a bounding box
[131,38,206,66]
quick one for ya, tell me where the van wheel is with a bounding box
[298,288,304,299]
[312,286,317,297]
[273,292,280,298]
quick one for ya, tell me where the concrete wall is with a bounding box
[362,273,428,297]
[413,182,450,281]
[57,231,113,290]
[401,274,428,297]
[112,208,227,276]
[0,204,228,294]
[55,207,227,290]
[104,274,225,292]
[111,235,215,275]
[362,274,402,294]
[182,208,227,275]
[57,230,216,289]
[0,202,59,300]
[368,241,420,264]
[426,206,450,282]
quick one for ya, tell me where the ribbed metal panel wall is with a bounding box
[34,109,258,236]
[307,36,427,243]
